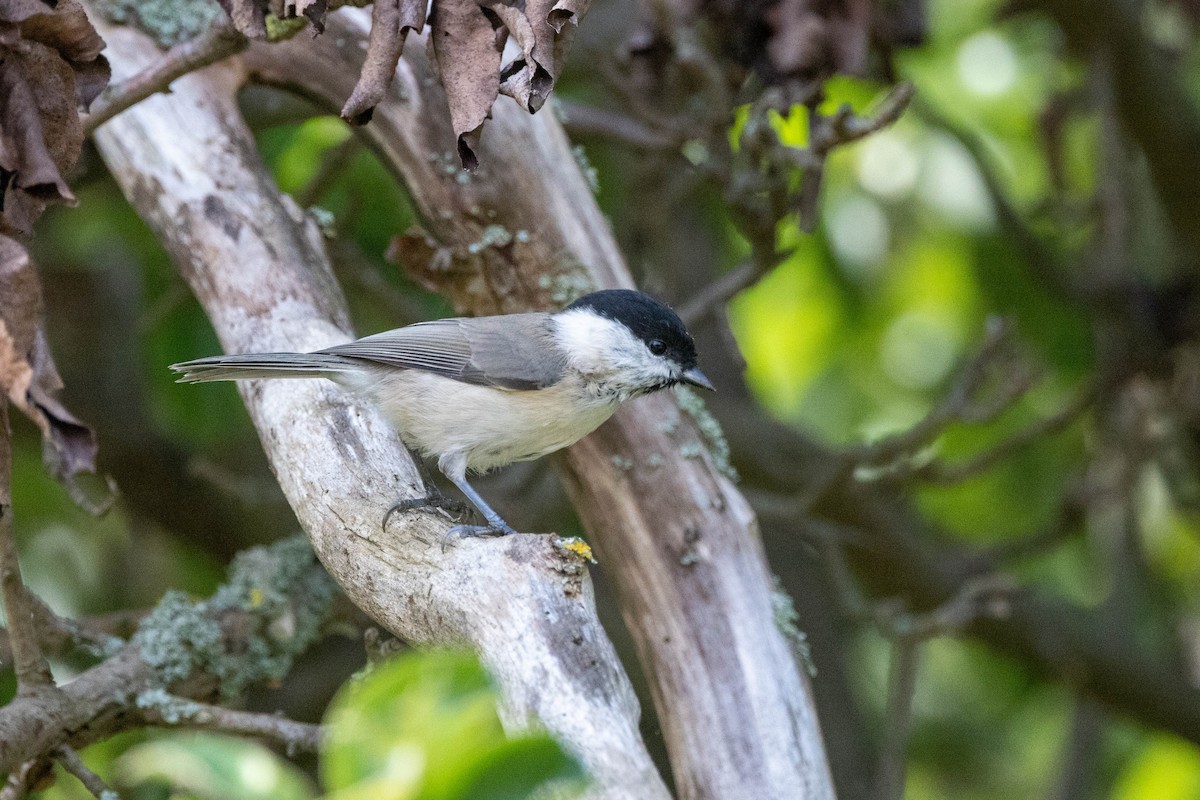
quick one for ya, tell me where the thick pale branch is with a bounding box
[243,11,836,799]
[89,16,664,800]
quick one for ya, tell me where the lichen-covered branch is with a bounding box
[89,16,666,800]
[0,536,335,772]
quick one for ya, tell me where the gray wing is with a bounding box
[316,313,566,390]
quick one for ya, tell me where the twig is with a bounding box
[0,601,130,668]
[851,319,1019,476]
[0,402,53,692]
[55,745,118,800]
[809,82,916,155]
[677,260,757,327]
[913,383,1097,485]
[140,698,323,754]
[878,574,1017,642]
[83,22,248,136]
[1046,699,1104,800]
[873,640,920,800]
[556,99,681,150]
[791,81,915,231]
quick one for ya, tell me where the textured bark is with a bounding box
[90,18,666,800]
[245,10,836,799]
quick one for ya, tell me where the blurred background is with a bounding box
[13,0,1200,797]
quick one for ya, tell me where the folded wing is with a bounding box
[318,313,566,391]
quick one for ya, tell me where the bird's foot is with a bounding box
[383,494,474,529]
[441,521,518,551]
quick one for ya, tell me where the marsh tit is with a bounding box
[170,289,713,540]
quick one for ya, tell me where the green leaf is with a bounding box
[113,732,316,800]
[322,649,586,800]
[443,737,586,800]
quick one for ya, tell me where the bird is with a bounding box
[170,289,713,541]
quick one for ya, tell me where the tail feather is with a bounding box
[169,352,355,384]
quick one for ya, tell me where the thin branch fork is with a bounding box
[83,21,248,136]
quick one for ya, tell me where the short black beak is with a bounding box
[681,367,716,391]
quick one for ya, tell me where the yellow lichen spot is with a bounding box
[249,587,265,608]
[560,538,596,563]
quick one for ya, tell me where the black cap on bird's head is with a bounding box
[566,289,714,391]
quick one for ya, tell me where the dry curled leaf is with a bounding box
[0,237,108,513]
[429,0,505,170]
[227,0,592,167]
[285,0,329,32]
[498,0,589,113]
[340,0,426,124]
[0,0,110,236]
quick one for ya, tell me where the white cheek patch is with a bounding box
[555,309,634,374]
[554,309,677,385]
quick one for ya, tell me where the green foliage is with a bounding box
[322,650,586,800]
[113,733,316,800]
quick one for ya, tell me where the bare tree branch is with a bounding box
[913,385,1095,485]
[0,402,54,693]
[55,745,117,800]
[140,698,323,754]
[556,99,681,150]
[83,20,248,136]
[873,640,919,800]
[1015,0,1200,262]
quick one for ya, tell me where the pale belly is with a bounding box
[359,370,618,478]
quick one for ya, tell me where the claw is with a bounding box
[383,494,475,530]
[441,522,518,552]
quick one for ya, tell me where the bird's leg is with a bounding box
[382,448,474,529]
[442,475,518,548]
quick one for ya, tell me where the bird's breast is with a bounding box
[363,370,618,474]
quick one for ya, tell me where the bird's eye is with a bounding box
[648,339,667,356]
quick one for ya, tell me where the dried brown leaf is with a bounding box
[547,0,589,33]
[498,0,589,113]
[0,0,108,235]
[0,237,107,513]
[341,0,426,124]
[430,0,505,170]
[284,0,329,33]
